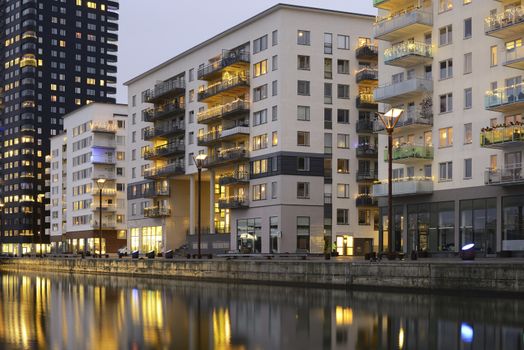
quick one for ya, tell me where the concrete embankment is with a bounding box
[1,257,523,294]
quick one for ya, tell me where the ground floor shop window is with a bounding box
[460,198,496,253]
[297,216,310,252]
[130,228,140,251]
[270,216,279,253]
[141,226,163,253]
[503,195,524,241]
[336,235,353,256]
[237,218,262,253]
[379,206,403,252]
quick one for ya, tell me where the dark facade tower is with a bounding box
[0,0,118,254]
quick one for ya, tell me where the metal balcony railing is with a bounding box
[197,74,249,102]
[197,100,250,124]
[144,163,185,179]
[198,51,250,80]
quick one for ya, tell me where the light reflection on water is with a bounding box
[0,270,522,350]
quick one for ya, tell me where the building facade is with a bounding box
[0,0,118,255]
[372,0,524,255]
[125,4,379,256]
[49,103,127,254]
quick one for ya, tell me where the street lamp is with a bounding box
[377,108,404,254]
[96,178,106,258]
[193,154,208,259]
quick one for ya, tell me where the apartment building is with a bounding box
[125,4,379,256]
[49,103,127,255]
[0,0,119,255]
[372,0,524,255]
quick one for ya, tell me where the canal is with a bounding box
[0,270,522,350]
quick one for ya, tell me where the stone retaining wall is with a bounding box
[0,258,522,294]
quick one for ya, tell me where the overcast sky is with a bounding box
[116,1,376,103]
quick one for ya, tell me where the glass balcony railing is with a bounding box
[144,102,185,122]
[384,41,433,67]
[485,7,524,39]
[356,68,378,84]
[198,51,250,80]
[204,148,249,168]
[505,45,524,69]
[356,195,378,207]
[144,163,185,179]
[356,94,378,109]
[481,124,524,149]
[91,155,116,165]
[373,177,434,197]
[197,74,249,102]
[144,206,171,218]
[356,144,378,157]
[374,107,433,133]
[143,123,185,140]
[384,144,434,163]
[374,77,433,104]
[218,171,250,186]
[485,165,524,186]
[374,7,433,41]
[356,45,378,59]
[197,100,250,124]
[356,120,375,133]
[218,196,249,209]
[485,83,524,113]
[91,123,117,133]
[143,142,185,160]
[356,169,378,182]
[197,125,249,146]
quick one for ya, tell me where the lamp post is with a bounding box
[377,108,404,254]
[193,154,208,259]
[96,178,106,258]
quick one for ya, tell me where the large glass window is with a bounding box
[406,202,455,253]
[460,198,496,253]
[141,226,163,253]
[237,218,262,253]
[297,216,310,251]
[270,216,279,253]
[503,196,524,241]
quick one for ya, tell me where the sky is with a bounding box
[116,0,376,103]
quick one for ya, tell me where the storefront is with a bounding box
[129,226,163,253]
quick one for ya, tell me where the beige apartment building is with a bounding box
[124,4,380,255]
[372,0,524,255]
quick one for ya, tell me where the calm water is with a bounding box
[0,270,522,350]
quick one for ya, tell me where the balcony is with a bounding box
[197,100,250,124]
[481,124,524,150]
[218,196,248,210]
[356,195,378,207]
[485,7,524,40]
[144,163,185,179]
[356,120,374,133]
[373,178,434,197]
[204,148,249,168]
[485,166,524,186]
[356,45,378,60]
[384,144,434,164]
[91,188,117,196]
[91,172,116,181]
[373,0,415,10]
[218,171,250,186]
[143,123,185,141]
[357,169,379,182]
[146,80,186,104]
[91,203,117,212]
[91,123,117,134]
[384,41,433,68]
[505,46,524,70]
[143,185,170,198]
[144,103,185,123]
[356,144,378,158]
[91,221,117,229]
[374,8,433,42]
[355,68,378,85]
[144,206,171,218]
[356,94,378,110]
[374,108,433,134]
[143,142,185,160]
[197,74,249,103]
[374,78,433,104]
[198,51,250,81]
[197,125,250,146]
[91,155,116,165]
[485,83,524,114]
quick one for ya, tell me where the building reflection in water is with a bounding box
[0,271,521,349]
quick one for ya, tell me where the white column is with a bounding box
[189,174,195,236]
[209,170,215,234]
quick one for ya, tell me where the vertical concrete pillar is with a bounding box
[209,170,215,234]
[189,174,195,236]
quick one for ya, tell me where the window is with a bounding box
[337,159,349,174]
[272,55,278,71]
[464,88,472,109]
[439,161,453,181]
[297,217,310,251]
[253,184,267,201]
[253,159,268,174]
[297,106,310,121]
[464,18,472,39]
[272,131,278,146]
[297,131,310,146]
[253,84,268,102]
[252,134,268,150]
[337,209,349,225]
[440,93,453,113]
[439,127,453,147]
[272,30,278,46]
[189,68,194,82]
[297,55,310,70]
[337,59,350,74]
[253,109,268,126]
[324,83,333,104]
[359,210,371,226]
[463,0,471,4]
[439,25,452,46]
[272,106,278,121]
[297,182,310,199]
[464,52,472,74]
[337,109,350,124]
[337,184,349,198]
[490,45,498,66]
[297,30,310,45]
[271,182,278,199]
[324,58,333,79]
[337,35,350,49]
[337,84,350,99]
[464,123,472,144]
[253,35,268,53]
[253,59,268,77]
[297,157,310,171]
[490,155,497,170]
[440,59,453,79]
[324,108,332,129]
[325,133,333,154]
[272,80,278,96]
[297,81,310,96]
[324,33,333,54]
[464,158,472,179]
[439,0,453,13]
[337,134,350,149]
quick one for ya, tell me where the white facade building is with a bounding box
[49,103,128,254]
[125,4,379,255]
[373,0,524,255]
